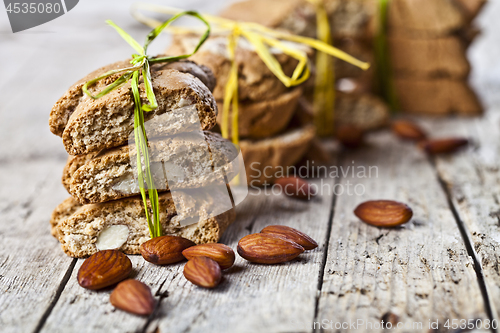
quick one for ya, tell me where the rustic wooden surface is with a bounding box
[1,1,500,332]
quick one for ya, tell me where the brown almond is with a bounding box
[336,125,364,148]
[110,279,156,316]
[182,243,235,270]
[354,200,413,227]
[140,236,196,265]
[261,225,318,250]
[183,256,222,288]
[275,176,316,200]
[237,233,305,264]
[420,138,468,154]
[77,250,132,290]
[391,120,427,141]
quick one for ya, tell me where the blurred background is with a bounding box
[0,0,499,185]
[0,0,499,163]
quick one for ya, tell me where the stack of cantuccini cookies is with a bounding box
[387,0,484,115]
[49,59,237,258]
[220,0,485,116]
[219,0,390,131]
[168,36,317,186]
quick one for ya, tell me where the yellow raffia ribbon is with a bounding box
[131,3,370,145]
[306,0,336,136]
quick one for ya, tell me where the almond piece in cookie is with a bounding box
[51,189,236,258]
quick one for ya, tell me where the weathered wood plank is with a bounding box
[150,179,335,333]
[316,131,487,332]
[0,160,75,333]
[424,107,500,325]
[40,177,335,333]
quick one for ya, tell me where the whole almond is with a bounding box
[420,138,468,154]
[110,279,156,316]
[237,233,305,264]
[182,243,235,270]
[77,250,132,290]
[261,225,318,250]
[183,256,222,288]
[275,176,316,200]
[336,125,364,148]
[391,120,427,141]
[140,235,196,265]
[354,200,413,227]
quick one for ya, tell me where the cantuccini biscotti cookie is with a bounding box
[293,93,388,131]
[387,0,467,38]
[217,88,302,139]
[51,191,236,258]
[335,93,389,130]
[50,59,218,155]
[167,35,311,102]
[240,125,315,186]
[220,0,376,40]
[394,78,482,115]
[61,152,98,192]
[63,131,238,204]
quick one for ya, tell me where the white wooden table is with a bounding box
[1,1,500,332]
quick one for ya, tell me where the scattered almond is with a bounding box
[275,176,316,200]
[419,138,468,154]
[140,236,196,265]
[261,225,318,250]
[183,256,222,288]
[110,279,156,316]
[77,250,132,290]
[182,243,235,270]
[391,120,427,141]
[237,233,305,264]
[354,200,413,227]
[336,125,364,148]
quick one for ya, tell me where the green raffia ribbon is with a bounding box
[374,0,398,112]
[82,12,211,238]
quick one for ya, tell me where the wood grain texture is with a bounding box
[40,177,335,333]
[316,132,487,332]
[1,0,500,332]
[423,105,500,324]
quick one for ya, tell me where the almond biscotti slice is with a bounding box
[219,0,377,40]
[240,125,316,186]
[389,36,470,79]
[293,92,389,131]
[394,77,482,115]
[51,191,236,258]
[49,59,218,155]
[63,131,238,204]
[167,34,311,102]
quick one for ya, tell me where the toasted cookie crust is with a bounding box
[167,35,310,102]
[63,132,238,204]
[240,125,316,186]
[217,88,302,139]
[50,59,218,155]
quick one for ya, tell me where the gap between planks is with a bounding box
[432,157,498,333]
[33,259,78,333]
